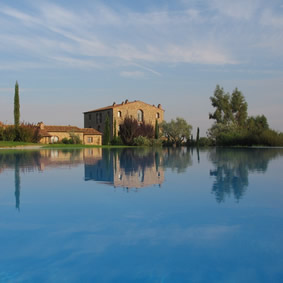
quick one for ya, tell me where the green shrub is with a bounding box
[0,127,4,141]
[111,136,123,145]
[150,139,163,147]
[213,128,283,147]
[61,137,70,144]
[198,137,213,147]
[69,132,81,144]
[133,136,163,147]
[133,136,151,146]
[3,126,16,141]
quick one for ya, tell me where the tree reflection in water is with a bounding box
[85,147,193,189]
[208,148,283,203]
[4,147,282,207]
[162,147,192,173]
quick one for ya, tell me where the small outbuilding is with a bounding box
[38,122,102,145]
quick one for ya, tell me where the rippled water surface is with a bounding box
[0,147,283,282]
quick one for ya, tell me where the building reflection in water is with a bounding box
[85,148,164,189]
[0,148,103,210]
[0,147,196,209]
[3,146,262,209]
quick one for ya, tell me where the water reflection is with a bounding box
[85,148,164,189]
[84,147,193,189]
[0,148,194,209]
[1,147,283,208]
[208,148,283,203]
[15,156,20,210]
[162,147,192,173]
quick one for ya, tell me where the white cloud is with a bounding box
[0,1,237,73]
[210,0,259,20]
[0,6,39,25]
[164,44,236,64]
[49,56,100,69]
[261,9,283,28]
[120,71,145,78]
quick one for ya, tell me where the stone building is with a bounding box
[38,122,102,145]
[84,100,164,137]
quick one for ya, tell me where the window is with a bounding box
[96,113,99,123]
[156,112,160,119]
[87,137,93,143]
[117,111,122,118]
[51,136,59,143]
[98,125,101,131]
[137,109,143,122]
[99,113,102,123]
[89,114,91,121]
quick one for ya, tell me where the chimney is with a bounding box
[157,104,162,109]
[113,102,116,106]
[38,122,44,129]
[125,99,129,104]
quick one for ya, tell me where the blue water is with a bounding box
[0,147,283,282]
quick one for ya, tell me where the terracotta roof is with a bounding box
[84,100,164,113]
[82,128,102,135]
[44,125,83,132]
[39,125,102,136]
[39,130,52,137]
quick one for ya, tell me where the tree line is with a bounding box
[1,82,283,147]
[207,85,283,146]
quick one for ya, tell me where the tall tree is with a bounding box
[209,85,234,125]
[14,81,20,129]
[155,119,159,139]
[103,114,110,145]
[196,127,200,146]
[247,115,269,134]
[113,119,117,139]
[162,117,192,146]
[231,88,248,127]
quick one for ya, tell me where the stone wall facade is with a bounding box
[84,100,164,137]
[38,123,102,145]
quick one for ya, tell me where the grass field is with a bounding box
[0,141,134,149]
[0,141,38,148]
[42,144,131,149]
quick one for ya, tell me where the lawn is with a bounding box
[0,141,38,148]
[0,141,132,149]
[42,144,131,149]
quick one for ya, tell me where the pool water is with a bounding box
[0,147,283,282]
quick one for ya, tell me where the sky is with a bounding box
[0,0,282,136]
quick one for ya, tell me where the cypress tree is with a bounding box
[155,119,159,139]
[196,127,200,147]
[103,114,110,145]
[113,119,117,139]
[14,81,20,129]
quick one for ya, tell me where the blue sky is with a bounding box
[0,0,282,135]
